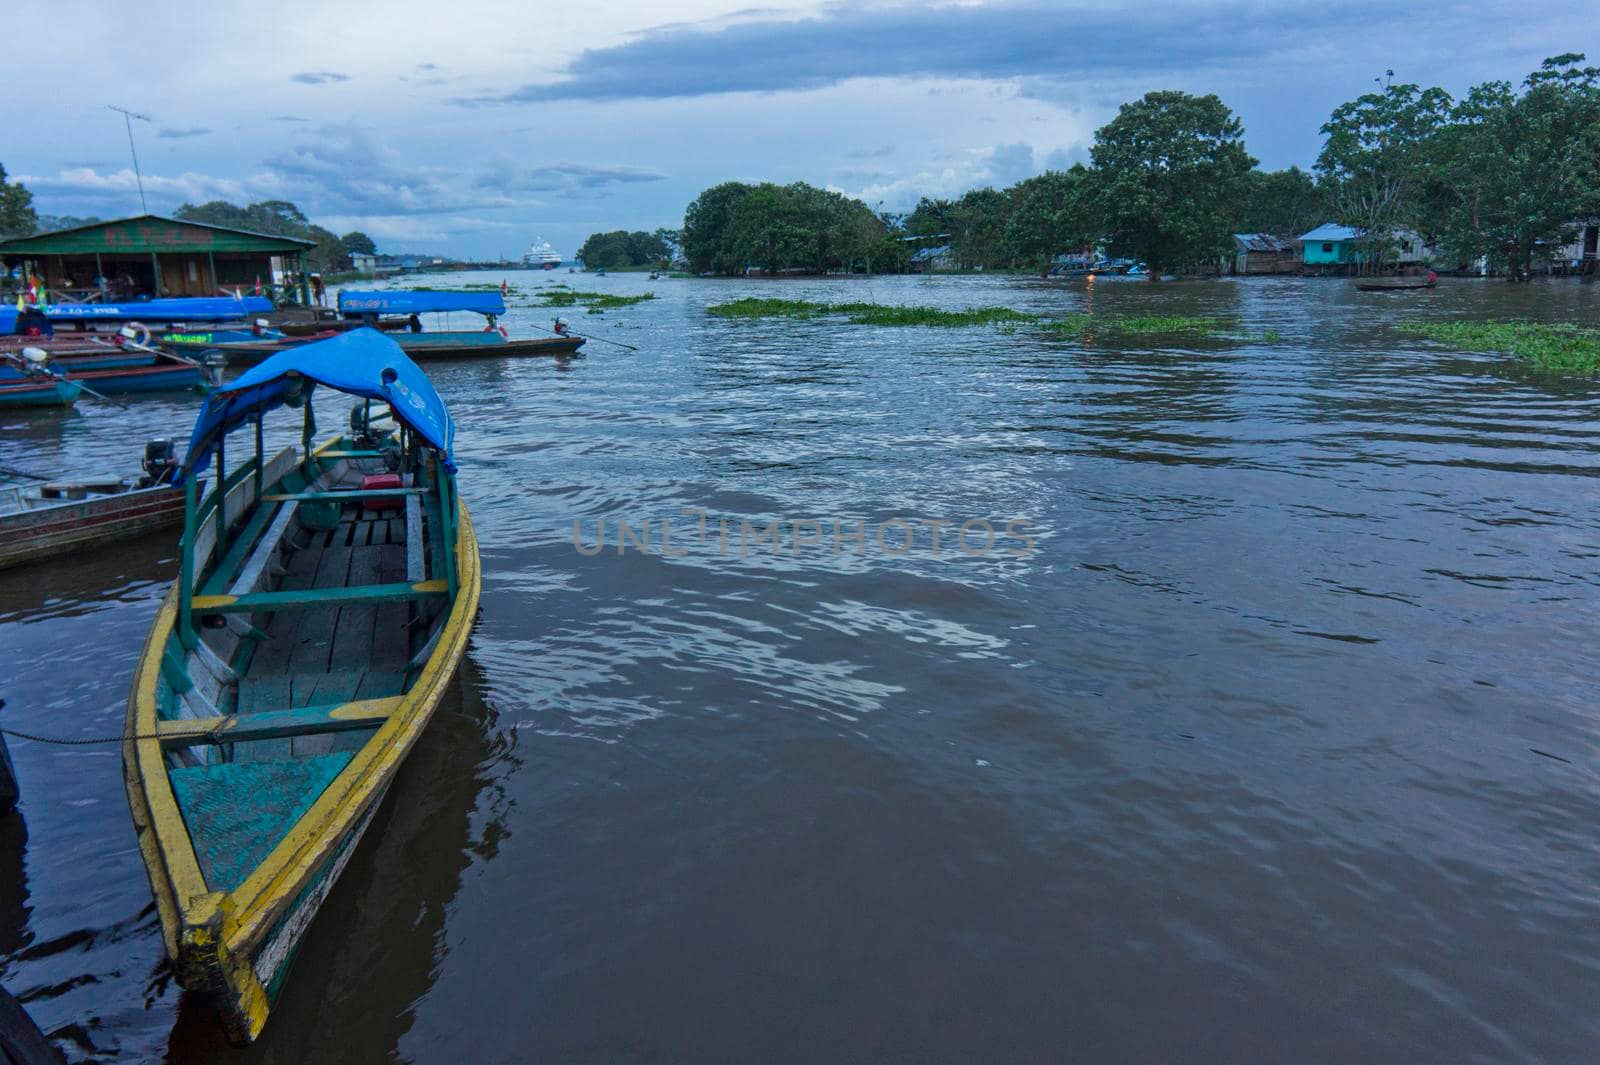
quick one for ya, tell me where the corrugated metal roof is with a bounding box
[1233,233,1293,252]
[911,245,951,262]
[0,214,316,255]
[1299,223,1362,243]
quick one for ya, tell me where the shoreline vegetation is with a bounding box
[705,297,1281,342]
[1398,321,1600,373]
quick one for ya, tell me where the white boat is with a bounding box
[521,239,562,270]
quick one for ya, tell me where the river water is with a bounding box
[1,272,1597,1063]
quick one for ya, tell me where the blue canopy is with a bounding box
[338,290,505,317]
[1,297,273,332]
[182,328,456,477]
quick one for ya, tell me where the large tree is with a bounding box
[1315,81,1454,271]
[1004,165,1098,270]
[1437,54,1600,279]
[1090,91,1256,277]
[0,164,37,239]
[341,230,377,256]
[682,181,753,274]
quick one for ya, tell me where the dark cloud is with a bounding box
[271,115,311,122]
[158,126,212,139]
[417,62,439,71]
[455,0,1585,105]
[292,71,350,85]
[988,141,1035,187]
[844,145,895,159]
[472,158,668,197]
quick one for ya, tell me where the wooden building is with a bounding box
[0,215,315,303]
[1230,233,1299,275]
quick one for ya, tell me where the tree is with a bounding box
[682,182,753,274]
[947,187,1009,268]
[1315,81,1454,272]
[1237,167,1328,238]
[1090,91,1257,277]
[0,164,37,239]
[34,214,102,234]
[1004,165,1098,270]
[904,197,955,238]
[341,230,377,256]
[1437,54,1600,279]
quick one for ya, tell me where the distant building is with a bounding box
[1552,220,1600,272]
[0,214,315,301]
[908,244,955,272]
[349,252,377,275]
[1230,233,1299,275]
[1299,223,1432,274]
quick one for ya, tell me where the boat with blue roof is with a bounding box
[122,327,480,1044]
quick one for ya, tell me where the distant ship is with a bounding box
[522,238,562,270]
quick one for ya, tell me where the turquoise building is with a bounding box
[1300,223,1362,266]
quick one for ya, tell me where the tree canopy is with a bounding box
[575,229,672,269]
[682,181,903,275]
[1090,90,1257,275]
[173,199,349,272]
[341,230,377,256]
[0,165,37,240]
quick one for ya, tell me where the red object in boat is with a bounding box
[361,473,404,511]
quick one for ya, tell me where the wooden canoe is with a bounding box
[394,332,584,359]
[1355,278,1437,291]
[123,330,479,1043]
[0,479,185,570]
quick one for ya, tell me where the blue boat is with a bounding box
[337,290,583,360]
[0,375,82,408]
[0,297,274,333]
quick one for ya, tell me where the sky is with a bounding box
[6,1,1594,259]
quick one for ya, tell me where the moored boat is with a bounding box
[1355,274,1438,292]
[0,441,185,569]
[337,290,585,360]
[0,357,83,408]
[122,328,480,1044]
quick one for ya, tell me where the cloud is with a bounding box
[18,167,257,208]
[263,124,468,215]
[832,141,1047,212]
[472,158,668,197]
[157,126,212,140]
[292,71,350,85]
[456,0,1583,106]
[271,115,311,123]
[844,145,894,159]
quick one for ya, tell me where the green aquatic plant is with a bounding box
[1397,320,1600,374]
[706,297,1033,326]
[534,289,657,309]
[706,298,1279,343]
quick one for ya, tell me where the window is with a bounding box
[1322,243,1333,253]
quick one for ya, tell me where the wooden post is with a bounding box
[298,252,310,306]
[179,474,197,650]
[151,251,163,297]
[207,251,217,296]
[254,412,264,497]
[215,437,226,549]
[301,392,315,460]
[0,700,17,815]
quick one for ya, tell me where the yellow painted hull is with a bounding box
[122,502,481,1043]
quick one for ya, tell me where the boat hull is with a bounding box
[0,379,82,407]
[123,493,481,1043]
[0,484,185,569]
[395,333,585,359]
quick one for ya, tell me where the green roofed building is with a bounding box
[0,214,316,303]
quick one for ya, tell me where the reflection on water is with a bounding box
[0,273,1597,1062]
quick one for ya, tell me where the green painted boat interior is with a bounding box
[157,422,460,895]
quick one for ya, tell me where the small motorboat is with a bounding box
[123,328,480,1045]
[336,291,585,360]
[0,440,185,569]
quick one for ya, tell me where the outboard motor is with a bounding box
[140,439,178,487]
[200,349,228,389]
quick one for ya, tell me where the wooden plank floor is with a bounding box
[234,502,417,762]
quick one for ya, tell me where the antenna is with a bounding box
[108,104,153,212]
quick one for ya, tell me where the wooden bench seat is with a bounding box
[190,579,447,614]
[157,696,400,748]
[259,488,426,503]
